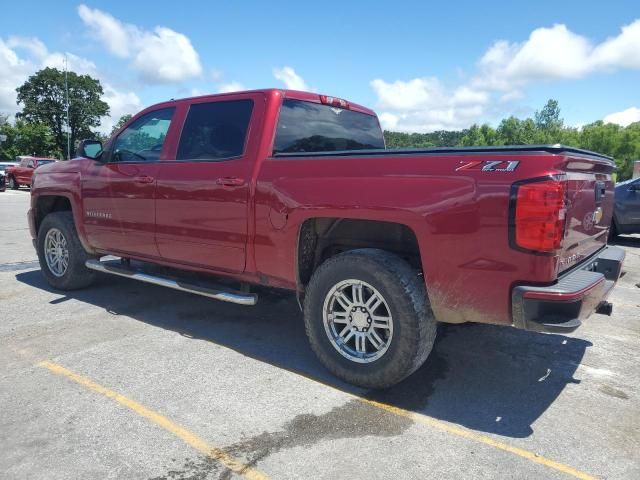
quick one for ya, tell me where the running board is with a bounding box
[85,259,257,306]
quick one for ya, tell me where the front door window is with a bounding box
[110,108,175,163]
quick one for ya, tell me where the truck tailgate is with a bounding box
[558,155,616,273]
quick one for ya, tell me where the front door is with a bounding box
[155,96,260,273]
[17,158,33,184]
[81,107,175,258]
[619,178,640,231]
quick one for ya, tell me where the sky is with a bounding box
[1,0,640,134]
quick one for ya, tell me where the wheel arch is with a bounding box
[296,217,423,289]
[34,194,95,254]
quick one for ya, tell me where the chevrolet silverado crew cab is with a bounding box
[29,89,625,388]
[7,156,57,189]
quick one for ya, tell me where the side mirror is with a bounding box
[78,139,103,160]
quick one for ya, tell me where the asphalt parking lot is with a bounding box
[1,188,639,480]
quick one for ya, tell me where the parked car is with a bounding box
[28,89,625,388]
[611,177,640,236]
[6,156,57,189]
[0,162,18,191]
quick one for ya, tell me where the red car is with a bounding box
[28,89,625,388]
[6,156,57,189]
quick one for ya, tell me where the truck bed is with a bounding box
[274,144,614,161]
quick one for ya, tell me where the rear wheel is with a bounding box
[37,211,96,290]
[8,177,18,189]
[304,248,437,389]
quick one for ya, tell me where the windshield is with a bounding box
[273,99,385,154]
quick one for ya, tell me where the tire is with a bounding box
[609,218,619,241]
[37,211,96,290]
[304,248,437,389]
[8,177,19,190]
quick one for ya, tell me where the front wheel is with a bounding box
[8,177,19,189]
[304,249,437,389]
[37,211,96,290]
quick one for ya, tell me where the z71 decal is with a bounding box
[456,160,520,172]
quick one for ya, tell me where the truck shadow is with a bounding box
[17,269,592,439]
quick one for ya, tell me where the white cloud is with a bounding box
[0,38,32,113]
[217,81,245,93]
[77,4,202,83]
[604,107,640,127]
[371,77,489,132]
[0,35,141,135]
[372,19,640,133]
[0,37,100,115]
[273,66,308,90]
[474,20,640,94]
[77,5,130,58]
[592,20,640,69]
[98,84,143,135]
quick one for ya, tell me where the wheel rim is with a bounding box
[322,279,394,363]
[44,228,69,277]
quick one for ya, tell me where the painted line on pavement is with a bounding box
[37,360,269,480]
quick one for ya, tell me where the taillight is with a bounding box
[511,177,567,253]
[320,95,350,109]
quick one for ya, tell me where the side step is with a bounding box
[85,259,257,306]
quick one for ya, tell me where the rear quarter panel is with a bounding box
[254,152,570,326]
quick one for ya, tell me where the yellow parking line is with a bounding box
[359,398,595,480]
[182,338,595,480]
[37,360,268,480]
[35,355,595,480]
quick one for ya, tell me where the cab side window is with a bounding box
[177,100,253,161]
[110,108,175,163]
[27,160,35,168]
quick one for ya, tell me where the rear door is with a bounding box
[81,107,175,257]
[154,94,262,273]
[24,159,35,184]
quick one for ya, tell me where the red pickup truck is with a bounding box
[28,89,625,388]
[7,156,57,189]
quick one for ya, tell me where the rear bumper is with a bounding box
[512,246,625,333]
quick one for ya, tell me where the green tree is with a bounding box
[460,124,499,146]
[15,67,109,159]
[385,98,638,180]
[496,117,537,145]
[0,119,59,161]
[110,114,132,136]
[534,99,563,143]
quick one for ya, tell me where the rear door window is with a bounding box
[273,99,385,154]
[177,100,254,161]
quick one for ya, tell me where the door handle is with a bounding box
[135,176,155,184]
[216,177,244,187]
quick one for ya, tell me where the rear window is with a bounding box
[273,99,385,154]
[177,100,253,161]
